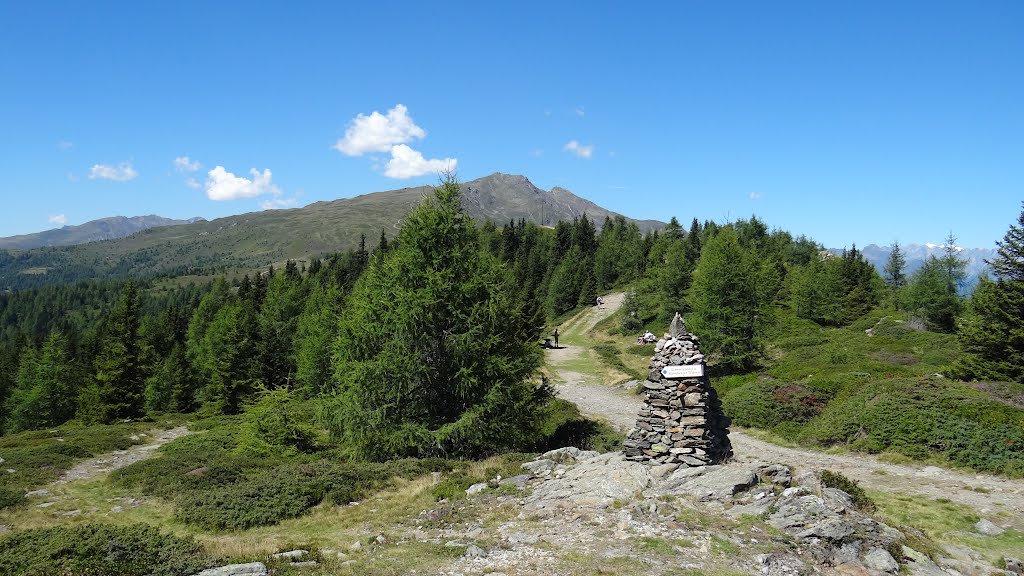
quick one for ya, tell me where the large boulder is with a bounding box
[524,452,651,512]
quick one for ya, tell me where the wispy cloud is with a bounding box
[89,162,138,181]
[174,156,201,172]
[334,104,426,156]
[574,105,585,117]
[204,166,280,201]
[184,177,201,190]
[57,140,74,151]
[749,191,763,200]
[563,140,594,159]
[48,214,67,225]
[530,148,544,157]
[259,196,299,210]
[384,144,456,179]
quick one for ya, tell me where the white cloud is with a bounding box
[184,177,201,189]
[749,191,763,200]
[530,148,544,157]
[384,144,456,179]
[48,214,67,225]
[334,104,426,156]
[575,105,586,117]
[89,162,138,181]
[174,156,201,172]
[204,166,280,201]
[563,140,594,159]
[58,140,74,151]
[259,196,299,210]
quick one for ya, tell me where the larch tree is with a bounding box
[323,176,544,460]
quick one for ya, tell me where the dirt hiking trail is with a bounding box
[545,293,1024,527]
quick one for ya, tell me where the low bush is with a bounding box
[0,485,24,509]
[0,523,215,576]
[820,470,875,512]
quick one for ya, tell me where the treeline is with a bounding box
[1,188,1020,436]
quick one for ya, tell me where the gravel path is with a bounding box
[546,295,1024,529]
[54,425,192,484]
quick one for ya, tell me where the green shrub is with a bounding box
[234,388,318,457]
[0,523,215,576]
[820,470,875,512]
[0,486,24,509]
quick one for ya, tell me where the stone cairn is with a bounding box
[623,313,732,466]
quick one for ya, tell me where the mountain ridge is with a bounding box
[0,215,205,251]
[0,173,664,290]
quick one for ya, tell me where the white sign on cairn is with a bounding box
[660,364,704,379]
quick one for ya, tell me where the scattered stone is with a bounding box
[5,469,15,474]
[25,489,50,497]
[290,561,318,568]
[465,544,487,559]
[272,550,308,559]
[111,506,124,513]
[863,548,899,573]
[61,509,82,516]
[521,459,556,475]
[192,563,269,576]
[375,534,386,545]
[974,518,1005,536]
[466,482,488,495]
[36,501,56,508]
[1006,558,1023,575]
[506,532,538,545]
[498,474,531,488]
[350,540,362,552]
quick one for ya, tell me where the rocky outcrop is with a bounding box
[623,314,732,466]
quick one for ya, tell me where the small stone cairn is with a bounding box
[623,313,732,466]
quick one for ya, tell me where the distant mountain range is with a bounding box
[0,215,205,250]
[832,243,996,290]
[0,173,663,290]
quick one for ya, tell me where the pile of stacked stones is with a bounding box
[623,313,732,466]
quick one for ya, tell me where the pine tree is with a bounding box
[91,281,145,422]
[687,228,764,372]
[952,203,1024,382]
[883,241,907,309]
[323,176,544,459]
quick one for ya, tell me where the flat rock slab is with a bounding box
[525,453,651,510]
[192,563,268,576]
[658,464,758,501]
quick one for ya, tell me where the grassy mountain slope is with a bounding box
[0,174,662,290]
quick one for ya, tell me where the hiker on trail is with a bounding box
[553,328,559,348]
[595,296,603,308]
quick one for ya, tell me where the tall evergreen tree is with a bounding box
[883,241,907,309]
[323,176,544,459]
[952,203,1024,382]
[687,228,765,372]
[91,281,145,422]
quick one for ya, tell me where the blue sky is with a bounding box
[1,1,1021,249]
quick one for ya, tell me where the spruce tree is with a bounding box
[91,281,145,421]
[952,203,1024,382]
[323,176,544,459]
[883,241,907,309]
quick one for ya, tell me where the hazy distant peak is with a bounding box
[0,215,201,250]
